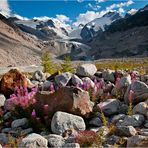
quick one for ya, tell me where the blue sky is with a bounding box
[0,0,148,26]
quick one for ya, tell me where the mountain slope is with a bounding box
[89,7,148,59]
[0,14,43,66]
[80,12,121,42]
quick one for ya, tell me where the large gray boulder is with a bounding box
[55,72,72,87]
[124,80,148,104]
[51,111,86,135]
[19,133,48,148]
[97,99,121,116]
[127,135,148,147]
[118,114,145,127]
[76,64,97,77]
[118,74,131,89]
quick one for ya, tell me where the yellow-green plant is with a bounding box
[61,55,75,73]
[100,111,108,126]
[41,51,58,74]
[127,90,134,116]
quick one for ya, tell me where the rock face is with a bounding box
[76,64,97,77]
[127,135,148,147]
[51,111,86,135]
[19,133,48,148]
[124,80,148,104]
[35,87,92,118]
[0,69,28,98]
[55,72,72,87]
[98,99,121,116]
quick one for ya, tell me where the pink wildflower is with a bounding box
[128,90,134,103]
[31,109,36,118]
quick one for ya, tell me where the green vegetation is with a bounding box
[41,51,58,74]
[95,58,148,74]
[60,55,75,73]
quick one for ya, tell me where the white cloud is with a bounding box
[128,9,138,15]
[95,0,105,3]
[56,14,70,23]
[73,10,109,27]
[0,0,11,17]
[12,14,29,21]
[88,3,101,11]
[106,0,134,11]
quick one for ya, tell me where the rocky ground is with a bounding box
[0,63,147,147]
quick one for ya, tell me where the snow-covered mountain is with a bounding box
[80,11,121,42]
[12,18,72,40]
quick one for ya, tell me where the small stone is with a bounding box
[118,114,145,127]
[3,112,11,120]
[45,134,65,147]
[19,133,48,148]
[0,133,8,145]
[102,69,115,82]
[133,102,148,116]
[11,118,28,129]
[0,94,6,107]
[139,129,148,136]
[32,70,45,82]
[21,128,33,136]
[115,126,137,137]
[127,135,148,147]
[55,72,72,87]
[98,99,121,116]
[89,117,102,127]
[1,128,12,133]
[72,74,83,86]
[112,114,126,123]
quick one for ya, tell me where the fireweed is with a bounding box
[5,86,37,111]
[127,90,134,116]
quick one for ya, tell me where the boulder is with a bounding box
[19,133,48,148]
[45,134,65,147]
[32,70,45,82]
[51,111,86,135]
[0,69,28,98]
[11,118,28,129]
[82,77,95,88]
[0,133,8,145]
[115,126,137,137]
[89,117,102,127]
[139,128,148,136]
[97,99,121,116]
[55,72,72,87]
[71,75,83,86]
[118,74,131,89]
[127,135,148,147]
[133,102,148,116]
[76,64,97,77]
[118,114,144,127]
[102,69,115,82]
[35,87,92,118]
[124,80,148,104]
[0,94,6,107]
[112,114,126,123]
